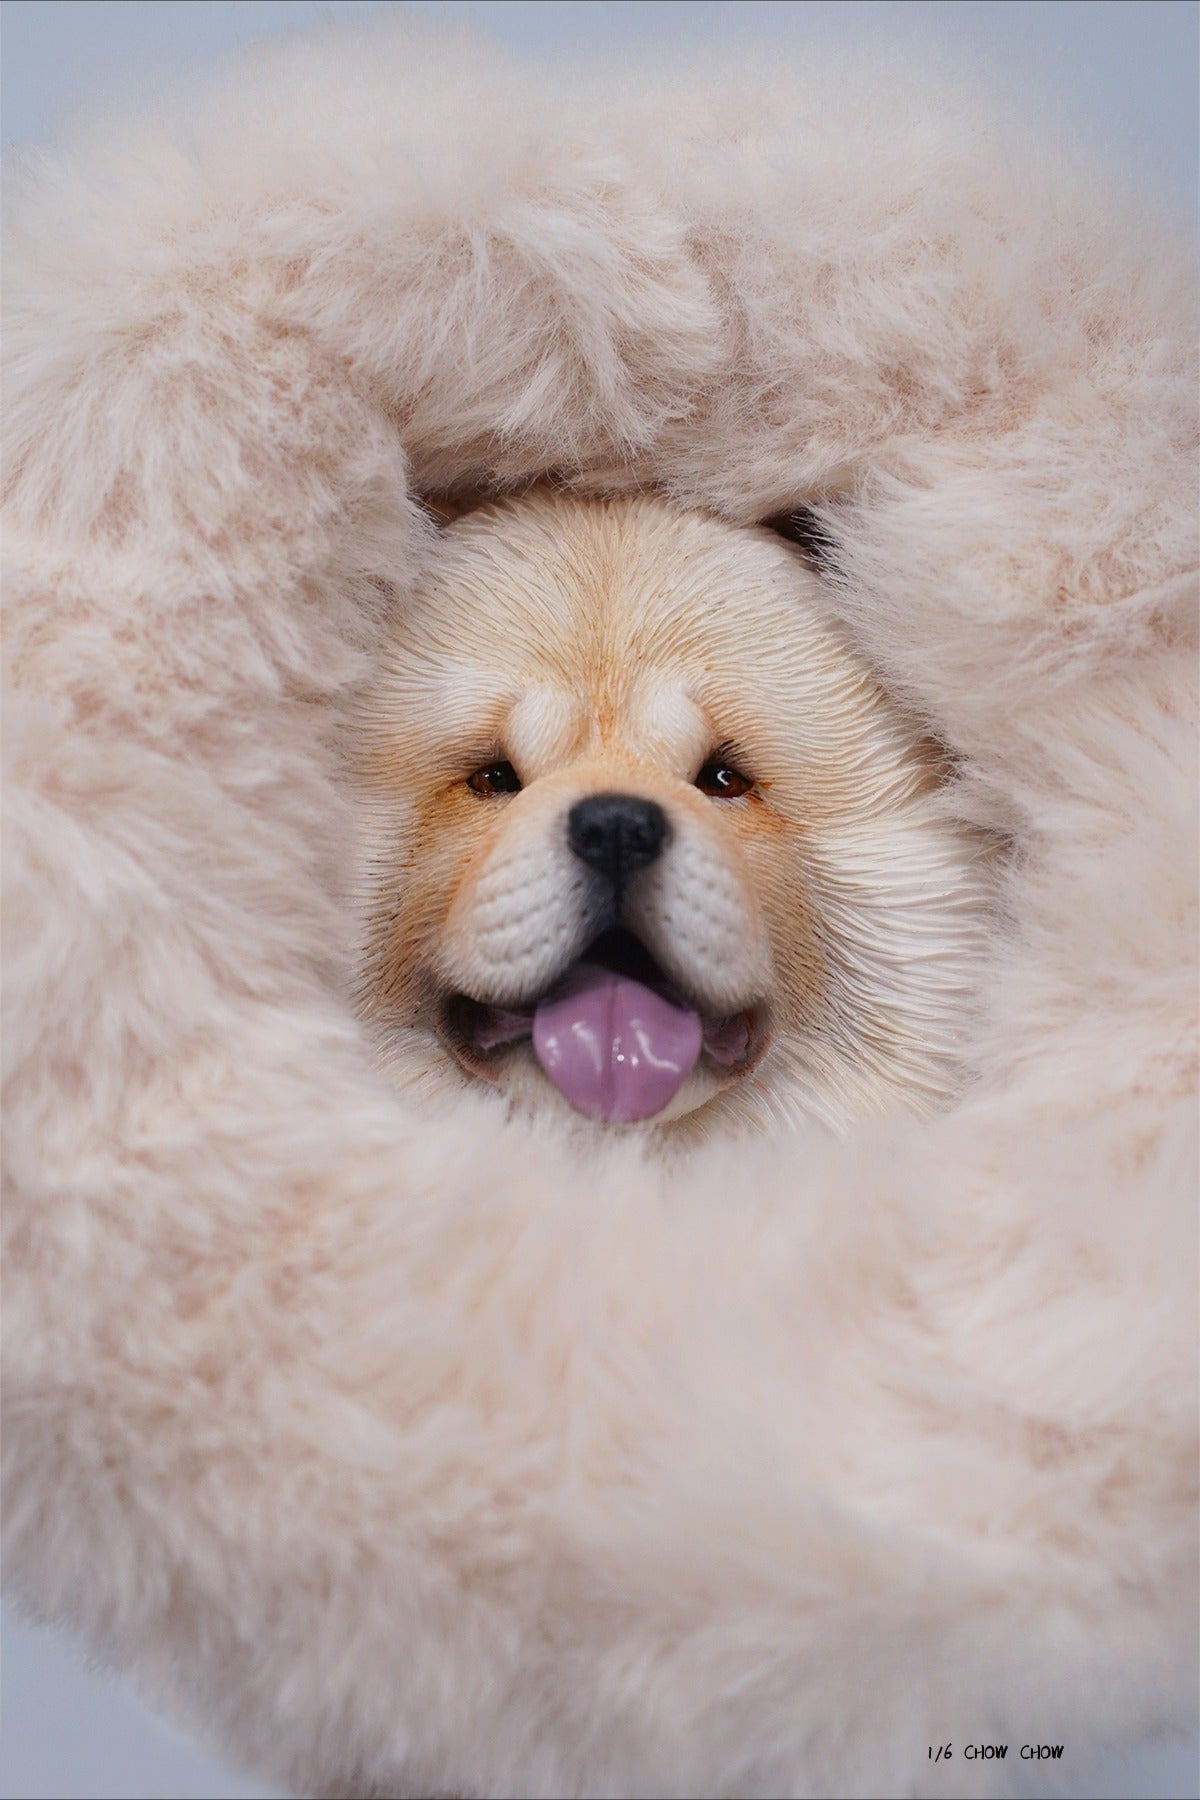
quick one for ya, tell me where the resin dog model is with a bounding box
[355,491,993,1134]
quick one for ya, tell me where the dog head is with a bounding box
[354,491,993,1136]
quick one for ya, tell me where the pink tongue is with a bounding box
[532,963,702,1123]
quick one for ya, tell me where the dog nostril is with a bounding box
[567,794,670,884]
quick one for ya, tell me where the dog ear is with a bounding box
[760,504,838,570]
[417,473,575,530]
[418,490,494,530]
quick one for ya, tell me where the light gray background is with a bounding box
[1,4,1197,1798]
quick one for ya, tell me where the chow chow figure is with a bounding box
[355,491,992,1136]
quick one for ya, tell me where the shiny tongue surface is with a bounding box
[532,962,702,1123]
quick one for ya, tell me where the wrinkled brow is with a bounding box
[626,678,713,773]
[504,688,584,777]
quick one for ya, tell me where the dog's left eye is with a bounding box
[467,760,522,796]
[694,759,753,799]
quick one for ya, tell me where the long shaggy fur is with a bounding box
[2,14,1196,1799]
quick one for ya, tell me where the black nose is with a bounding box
[567,794,669,887]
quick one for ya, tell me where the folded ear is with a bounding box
[418,490,495,529]
[418,473,576,529]
[760,504,837,569]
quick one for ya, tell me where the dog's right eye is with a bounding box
[466,761,522,796]
[694,758,753,799]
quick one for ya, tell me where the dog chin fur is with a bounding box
[354,490,997,1143]
[3,13,1196,1800]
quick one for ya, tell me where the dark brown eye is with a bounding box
[694,759,753,799]
[466,760,521,796]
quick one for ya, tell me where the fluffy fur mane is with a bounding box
[3,14,1196,1798]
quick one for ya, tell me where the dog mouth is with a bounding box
[442,927,765,1124]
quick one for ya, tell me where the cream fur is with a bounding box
[2,14,1196,1800]
[354,488,996,1137]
